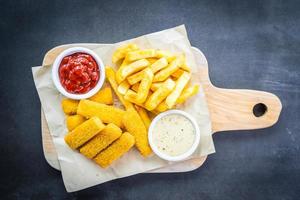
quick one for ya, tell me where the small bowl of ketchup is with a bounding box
[52,47,105,100]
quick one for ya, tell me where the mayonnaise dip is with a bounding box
[152,114,196,157]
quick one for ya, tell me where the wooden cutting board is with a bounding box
[41,43,282,172]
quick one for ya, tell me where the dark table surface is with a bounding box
[1,0,299,199]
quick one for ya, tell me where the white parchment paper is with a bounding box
[32,25,215,192]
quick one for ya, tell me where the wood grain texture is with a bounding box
[41,44,282,171]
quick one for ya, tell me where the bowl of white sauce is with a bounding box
[148,110,200,162]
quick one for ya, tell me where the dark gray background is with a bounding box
[0,0,299,199]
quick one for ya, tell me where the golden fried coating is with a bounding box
[122,107,152,157]
[64,117,105,149]
[94,132,135,168]
[89,86,113,105]
[66,115,86,131]
[61,99,79,115]
[80,123,122,158]
[77,100,125,127]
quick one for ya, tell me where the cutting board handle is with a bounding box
[204,85,282,133]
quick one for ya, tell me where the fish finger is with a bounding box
[64,117,105,149]
[77,99,125,127]
[94,132,135,168]
[80,123,122,158]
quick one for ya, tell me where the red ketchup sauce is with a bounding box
[59,53,100,94]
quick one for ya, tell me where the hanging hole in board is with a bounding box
[253,103,267,117]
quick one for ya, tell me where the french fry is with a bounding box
[112,43,138,63]
[145,79,175,111]
[122,107,152,157]
[135,106,151,129]
[127,58,168,85]
[154,85,200,112]
[150,82,163,92]
[80,123,122,158]
[120,56,130,67]
[154,101,168,113]
[180,63,191,72]
[156,50,176,62]
[94,132,135,168]
[153,55,184,82]
[134,68,153,102]
[64,117,105,149]
[106,67,134,110]
[123,90,148,107]
[171,69,185,79]
[127,69,146,85]
[131,83,140,92]
[116,59,149,83]
[117,80,130,95]
[176,85,200,104]
[123,90,139,104]
[147,58,158,64]
[61,99,79,115]
[166,72,191,108]
[66,115,86,131]
[127,49,156,61]
[115,57,131,84]
[115,55,135,83]
[89,86,113,105]
[150,78,172,92]
[77,100,125,128]
[125,68,153,103]
[150,57,168,73]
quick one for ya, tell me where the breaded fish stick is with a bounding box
[89,86,113,105]
[122,107,152,157]
[94,132,135,168]
[77,100,125,127]
[61,99,79,115]
[64,117,105,149]
[80,123,122,158]
[66,115,86,131]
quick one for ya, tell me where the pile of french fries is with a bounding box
[107,43,199,114]
[61,44,201,168]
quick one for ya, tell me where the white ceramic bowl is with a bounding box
[148,110,200,162]
[51,47,105,100]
